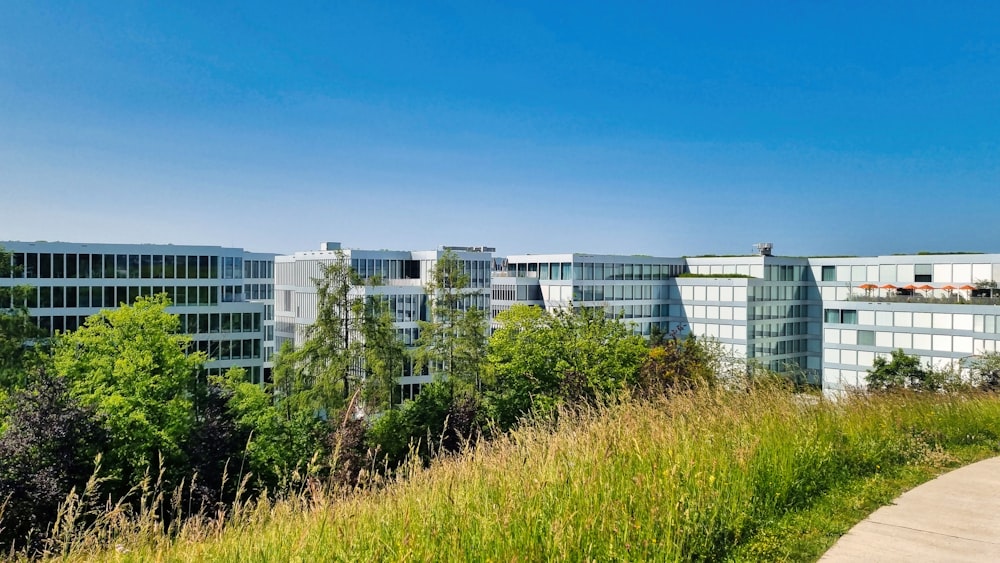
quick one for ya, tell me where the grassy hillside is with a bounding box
[48,387,1000,562]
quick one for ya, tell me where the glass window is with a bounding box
[210,256,219,278]
[91,287,103,308]
[88,254,101,279]
[40,253,51,278]
[562,263,572,280]
[858,330,875,346]
[25,253,37,278]
[53,254,65,278]
[841,310,858,324]
[152,255,163,279]
[66,254,79,278]
[539,263,549,280]
[39,287,51,307]
[824,309,840,323]
[821,266,836,282]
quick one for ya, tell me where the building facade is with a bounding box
[492,248,1000,394]
[8,239,1000,398]
[0,241,275,384]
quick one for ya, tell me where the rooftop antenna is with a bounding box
[753,242,773,256]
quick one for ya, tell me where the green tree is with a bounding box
[639,330,718,394]
[485,304,647,429]
[274,253,407,417]
[0,245,46,389]
[52,294,206,479]
[865,349,933,392]
[213,367,327,489]
[414,251,488,392]
[275,252,366,416]
[360,294,406,413]
[969,351,1000,391]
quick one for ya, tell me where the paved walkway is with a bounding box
[821,456,1000,562]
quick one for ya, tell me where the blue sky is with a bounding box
[1,1,998,257]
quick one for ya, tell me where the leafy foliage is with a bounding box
[52,294,206,480]
[638,329,718,394]
[414,251,488,391]
[969,351,1000,391]
[865,349,934,392]
[485,304,647,429]
[0,245,47,389]
[0,372,104,553]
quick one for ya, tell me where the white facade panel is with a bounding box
[913,333,933,350]
[876,311,893,327]
[973,263,991,282]
[932,313,952,330]
[841,329,857,345]
[859,310,875,325]
[954,314,974,331]
[876,331,893,347]
[953,263,972,283]
[894,312,912,327]
[734,287,747,301]
[825,328,840,344]
[894,332,913,349]
[953,336,974,354]
[841,349,857,365]
[933,263,952,283]
[897,264,914,282]
[913,312,932,329]
[932,334,952,352]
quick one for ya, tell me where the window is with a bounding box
[915,264,932,283]
[824,309,840,323]
[841,310,858,324]
[821,266,836,282]
[858,330,875,346]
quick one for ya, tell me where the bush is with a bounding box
[0,372,104,553]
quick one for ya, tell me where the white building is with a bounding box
[0,241,275,384]
[274,243,493,401]
[493,246,1000,394]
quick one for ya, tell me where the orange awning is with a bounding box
[880,284,897,289]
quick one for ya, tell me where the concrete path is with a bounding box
[820,456,1000,562]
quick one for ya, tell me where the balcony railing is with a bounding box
[846,293,1000,306]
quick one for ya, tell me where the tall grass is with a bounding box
[45,387,1000,562]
